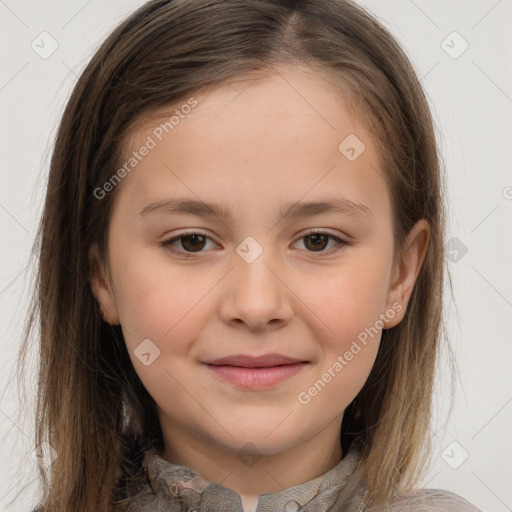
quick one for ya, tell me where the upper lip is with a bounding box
[204,354,306,368]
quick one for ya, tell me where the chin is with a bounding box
[209,419,308,455]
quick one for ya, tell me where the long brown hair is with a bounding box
[16,0,452,509]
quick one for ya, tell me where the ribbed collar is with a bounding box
[141,439,365,512]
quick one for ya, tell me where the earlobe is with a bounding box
[88,244,120,326]
[383,219,430,329]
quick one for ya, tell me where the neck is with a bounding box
[157,413,343,496]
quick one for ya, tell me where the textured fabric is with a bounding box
[366,488,483,512]
[113,436,482,512]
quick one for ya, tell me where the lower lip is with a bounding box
[204,362,307,389]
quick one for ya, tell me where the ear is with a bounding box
[88,244,120,326]
[383,219,430,329]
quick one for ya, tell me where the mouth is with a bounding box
[203,353,309,389]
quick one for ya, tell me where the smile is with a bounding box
[203,361,308,389]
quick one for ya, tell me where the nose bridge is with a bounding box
[218,235,293,329]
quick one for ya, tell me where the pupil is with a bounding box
[179,234,328,252]
[306,234,327,251]
[182,234,206,252]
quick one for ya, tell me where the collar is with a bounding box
[142,440,364,512]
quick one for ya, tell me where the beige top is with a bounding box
[113,436,482,512]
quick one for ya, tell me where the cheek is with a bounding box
[111,248,221,358]
[112,256,211,408]
[293,254,391,400]
[301,255,391,344]
[295,272,386,417]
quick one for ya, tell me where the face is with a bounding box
[90,64,425,459]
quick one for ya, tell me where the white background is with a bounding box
[0,1,511,510]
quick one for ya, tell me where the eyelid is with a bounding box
[299,228,348,239]
[160,228,350,256]
[159,230,219,256]
[296,229,350,254]
[161,229,218,246]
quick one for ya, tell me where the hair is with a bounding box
[14,0,454,510]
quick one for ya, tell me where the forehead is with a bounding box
[113,65,389,221]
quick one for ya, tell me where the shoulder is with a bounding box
[377,488,482,512]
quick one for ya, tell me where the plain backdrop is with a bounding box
[0,1,511,510]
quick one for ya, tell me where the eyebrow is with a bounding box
[138,197,373,220]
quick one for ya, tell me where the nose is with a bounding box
[217,248,294,332]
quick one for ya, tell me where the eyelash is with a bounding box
[160,230,350,257]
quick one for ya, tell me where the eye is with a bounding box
[160,230,349,256]
[293,230,349,254]
[160,231,219,255]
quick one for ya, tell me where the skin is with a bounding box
[89,64,429,496]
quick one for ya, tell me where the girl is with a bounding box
[19,0,482,510]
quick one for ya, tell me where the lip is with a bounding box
[203,353,309,389]
[204,353,305,368]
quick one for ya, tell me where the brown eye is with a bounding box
[294,231,348,254]
[161,230,348,257]
[179,234,207,252]
[304,233,330,251]
[161,232,217,254]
